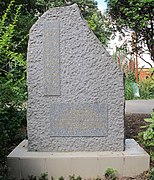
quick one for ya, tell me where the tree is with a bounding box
[0,0,37,57]
[0,0,111,47]
[106,0,154,66]
[87,11,112,45]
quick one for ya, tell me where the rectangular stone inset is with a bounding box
[43,20,60,95]
[50,103,108,137]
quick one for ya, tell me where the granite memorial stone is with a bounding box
[27,4,125,152]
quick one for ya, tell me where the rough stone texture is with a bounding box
[27,4,125,152]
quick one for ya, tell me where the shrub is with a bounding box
[58,176,65,180]
[148,168,154,180]
[125,71,135,100]
[139,78,154,99]
[104,168,117,180]
[69,175,82,180]
[138,110,154,160]
[0,0,27,166]
[39,173,48,180]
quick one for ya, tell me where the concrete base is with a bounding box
[7,139,150,179]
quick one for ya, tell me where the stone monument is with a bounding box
[27,3,125,152]
[8,4,150,179]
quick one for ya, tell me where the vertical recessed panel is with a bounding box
[43,21,60,95]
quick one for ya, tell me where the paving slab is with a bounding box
[125,100,154,114]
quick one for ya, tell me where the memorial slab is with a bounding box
[27,4,125,152]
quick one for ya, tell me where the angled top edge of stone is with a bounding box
[29,3,124,76]
[29,3,80,32]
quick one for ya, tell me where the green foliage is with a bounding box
[0,0,27,165]
[106,0,154,63]
[139,78,154,99]
[125,70,154,100]
[13,13,36,56]
[125,80,134,100]
[87,11,112,46]
[69,174,82,180]
[39,173,48,180]
[0,176,16,180]
[0,0,37,58]
[0,0,111,47]
[58,176,65,180]
[125,72,136,100]
[104,168,117,180]
[148,168,154,180]
[51,176,54,180]
[28,173,48,180]
[138,110,154,160]
[149,67,154,80]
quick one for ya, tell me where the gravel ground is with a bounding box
[125,113,151,139]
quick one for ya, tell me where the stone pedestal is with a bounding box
[8,139,150,179]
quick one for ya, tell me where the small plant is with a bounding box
[39,173,48,180]
[58,176,65,180]
[139,77,154,99]
[138,110,154,160]
[51,176,54,180]
[76,176,82,180]
[69,175,82,180]
[104,168,117,180]
[148,168,154,180]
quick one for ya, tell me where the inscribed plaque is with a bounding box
[50,103,108,137]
